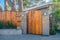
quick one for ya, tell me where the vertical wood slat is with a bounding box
[2,12,5,21]
[0,11,2,20]
[27,11,31,33]
[39,10,42,34]
[35,11,39,34]
[27,10,42,34]
[11,11,16,25]
[32,10,35,34]
[6,11,11,21]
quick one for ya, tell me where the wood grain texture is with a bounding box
[0,11,22,26]
[27,11,32,34]
[27,10,42,34]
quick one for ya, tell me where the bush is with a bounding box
[53,23,59,31]
[50,23,58,35]
[5,21,17,29]
[50,29,56,35]
[0,21,3,29]
[0,21,17,29]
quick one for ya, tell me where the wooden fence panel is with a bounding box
[0,11,22,26]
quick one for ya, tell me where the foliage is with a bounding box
[5,21,17,29]
[23,0,32,8]
[0,21,3,29]
[50,29,56,35]
[50,0,60,34]
[53,23,59,30]
[23,0,41,8]
[0,21,17,29]
[52,10,60,22]
[52,0,60,26]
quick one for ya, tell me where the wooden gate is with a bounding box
[27,10,42,34]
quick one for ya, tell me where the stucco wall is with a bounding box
[42,8,50,35]
[22,12,27,34]
[42,15,50,35]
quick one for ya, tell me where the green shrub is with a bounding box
[0,21,17,29]
[0,21,3,29]
[53,23,59,31]
[5,21,17,29]
[50,29,56,35]
[50,23,58,35]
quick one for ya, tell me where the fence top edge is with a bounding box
[0,11,22,12]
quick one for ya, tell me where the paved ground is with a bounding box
[41,33,60,40]
[0,33,60,40]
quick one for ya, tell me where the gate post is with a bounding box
[42,8,50,35]
[22,11,27,34]
[42,6,52,35]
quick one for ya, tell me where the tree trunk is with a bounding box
[5,0,15,11]
[18,0,23,11]
[4,0,7,11]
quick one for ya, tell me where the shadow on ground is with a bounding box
[0,33,60,40]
